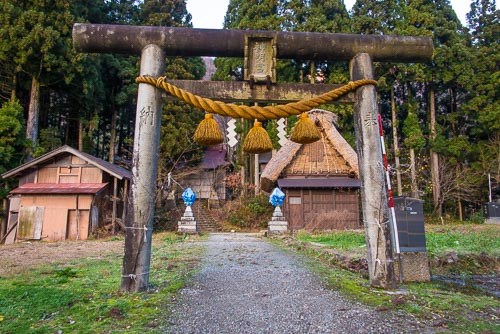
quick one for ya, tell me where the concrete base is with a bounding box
[485,218,500,225]
[268,206,288,234]
[394,252,431,283]
[178,206,198,234]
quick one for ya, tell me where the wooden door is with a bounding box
[67,210,90,240]
[17,206,44,241]
[288,196,303,230]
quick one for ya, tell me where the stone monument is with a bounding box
[178,188,197,233]
[268,187,288,234]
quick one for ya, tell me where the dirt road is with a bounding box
[166,233,436,334]
[0,239,124,277]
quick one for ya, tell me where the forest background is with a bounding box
[0,0,498,222]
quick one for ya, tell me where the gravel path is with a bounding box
[166,233,435,334]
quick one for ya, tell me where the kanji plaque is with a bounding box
[244,34,277,83]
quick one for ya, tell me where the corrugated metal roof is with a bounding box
[1,145,131,180]
[10,183,108,195]
[277,177,360,188]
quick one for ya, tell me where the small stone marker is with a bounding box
[268,188,288,234]
[178,188,198,233]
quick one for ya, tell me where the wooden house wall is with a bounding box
[184,169,226,200]
[30,154,103,185]
[5,151,130,243]
[19,170,36,186]
[283,188,360,231]
[18,194,93,241]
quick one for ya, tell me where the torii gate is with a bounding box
[73,24,433,292]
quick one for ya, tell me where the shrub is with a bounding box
[214,194,274,230]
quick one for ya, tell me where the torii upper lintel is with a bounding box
[73,24,433,63]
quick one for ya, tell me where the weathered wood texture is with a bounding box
[284,189,360,230]
[73,24,433,62]
[166,80,354,104]
[121,44,165,293]
[351,53,395,288]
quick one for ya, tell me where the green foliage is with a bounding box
[141,0,192,27]
[34,127,63,157]
[53,267,79,284]
[0,99,26,176]
[265,120,280,149]
[0,233,204,333]
[225,194,274,230]
[402,109,425,150]
[426,227,500,258]
[351,0,402,34]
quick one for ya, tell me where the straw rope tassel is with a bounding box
[290,112,321,144]
[243,121,273,154]
[193,113,224,145]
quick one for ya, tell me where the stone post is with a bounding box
[267,206,288,234]
[350,53,395,289]
[178,206,198,233]
[121,44,165,292]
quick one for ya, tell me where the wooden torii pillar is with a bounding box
[73,24,433,292]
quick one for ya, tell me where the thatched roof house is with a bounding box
[261,110,361,230]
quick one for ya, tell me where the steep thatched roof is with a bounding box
[260,110,359,192]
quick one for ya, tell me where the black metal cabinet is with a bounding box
[394,197,426,252]
[484,202,500,218]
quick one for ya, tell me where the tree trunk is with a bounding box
[11,72,17,101]
[109,107,117,163]
[26,76,40,158]
[1,197,7,242]
[310,61,315,84]
[391,85,402,196]
[429,84,441,216]
[78,120,84,151]
[457,164,463,221]
[351,53,395,289]
[410,148,419,199]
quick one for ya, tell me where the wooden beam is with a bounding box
[73,24,434,63]
[166,80,355,104]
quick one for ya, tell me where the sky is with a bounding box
[186,0,472,29]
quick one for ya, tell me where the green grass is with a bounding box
[276,224,500,333]
[425,225,500,257]
[296,230,365,249]
[296,224,500,258]
[0,233,205,334]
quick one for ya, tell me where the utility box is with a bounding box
[393,197,426,252]
[393,197,430,283]
[484,202,500,218]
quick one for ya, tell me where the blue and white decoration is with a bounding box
[182,187,197,206]
[269,187,285,207]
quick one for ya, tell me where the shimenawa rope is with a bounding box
[135,76,377,120]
